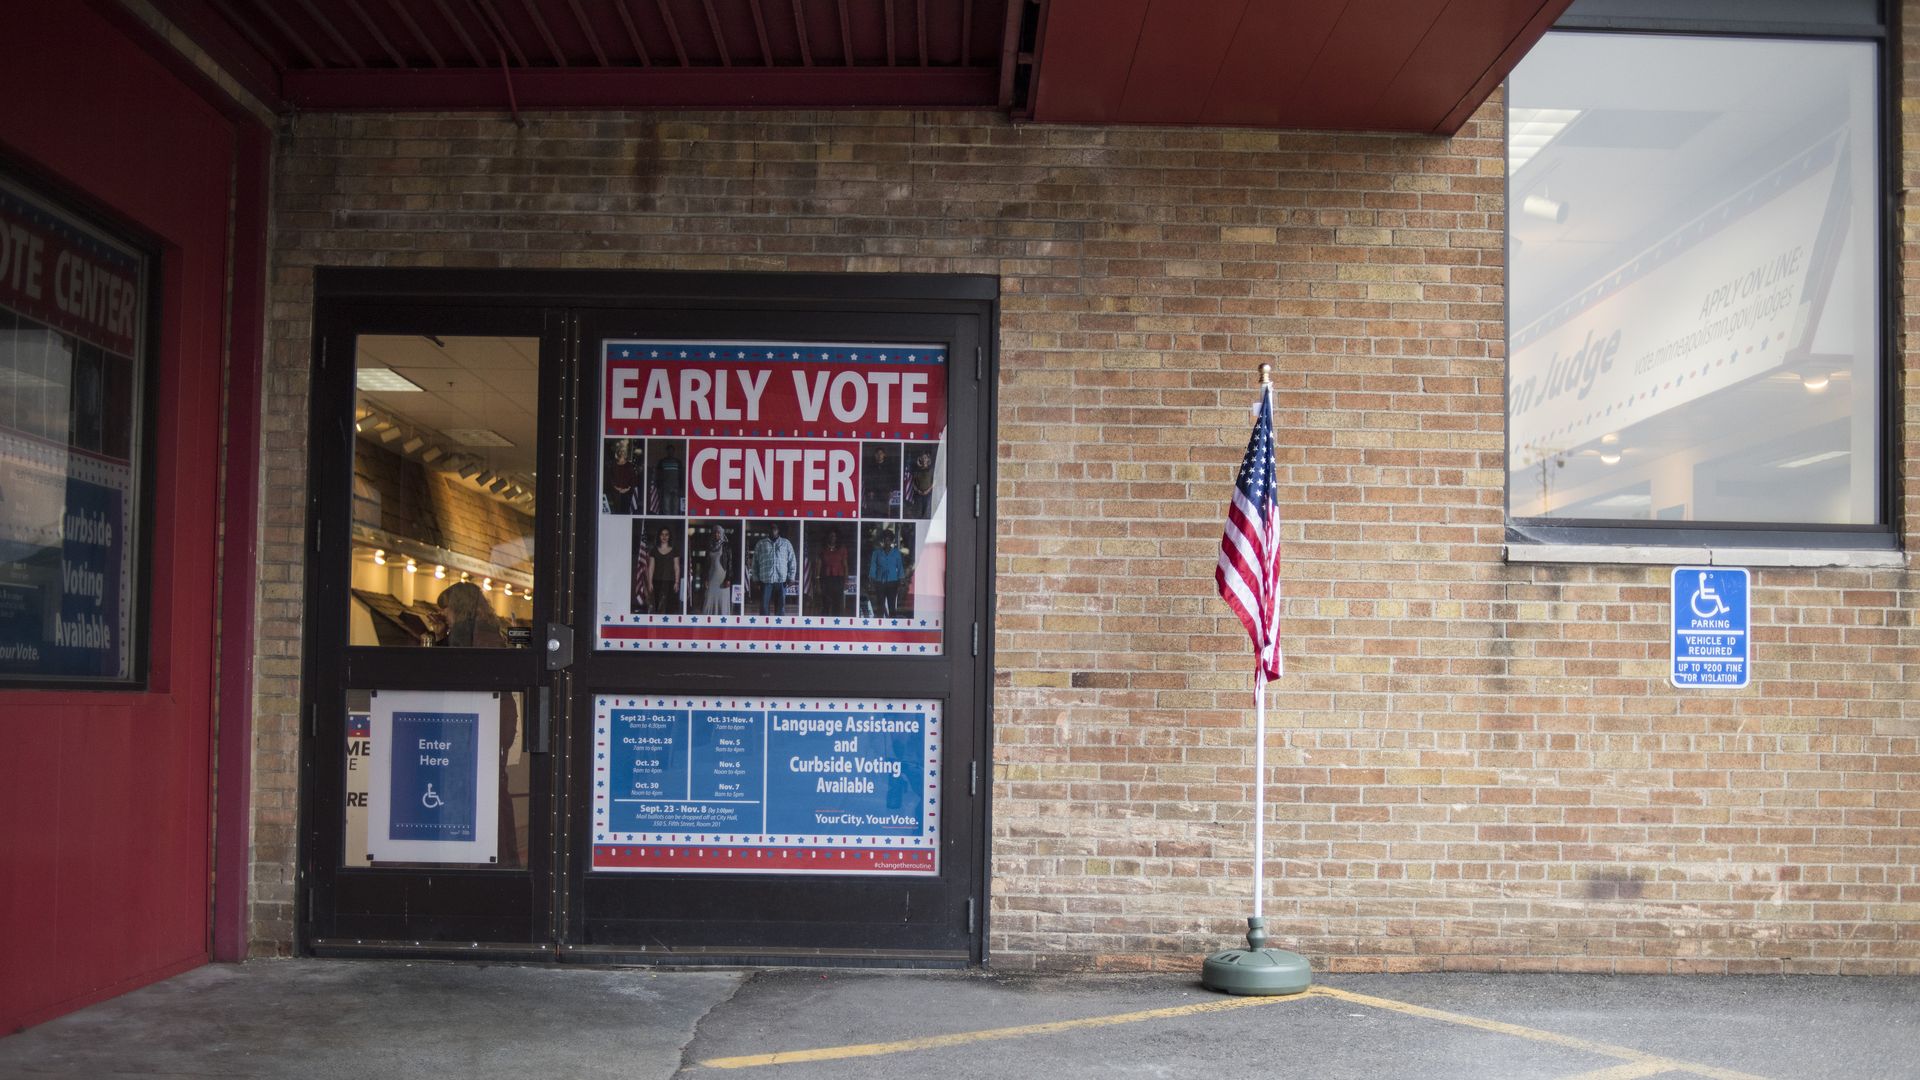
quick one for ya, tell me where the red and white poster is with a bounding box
[595,341,947,655]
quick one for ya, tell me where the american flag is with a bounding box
[1216,387,1282,679]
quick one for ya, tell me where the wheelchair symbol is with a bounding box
[421,783,444,809]
[1689,573,1728,619]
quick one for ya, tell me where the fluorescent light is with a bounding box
[1777,450,1848,470]
[1800,373,1830,392]
[1508,108,1581,174]
[356,367,423,392]
[1599,451,1621,465]
[1594,493,1651,509]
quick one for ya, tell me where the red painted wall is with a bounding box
[0,3,236,1032]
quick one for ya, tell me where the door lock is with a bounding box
[544,622,574,671]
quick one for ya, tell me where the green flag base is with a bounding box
[1200,917,1312,996]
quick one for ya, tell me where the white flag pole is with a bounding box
[1252,666,1266,919]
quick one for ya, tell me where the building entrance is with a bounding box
[300,272,995,964]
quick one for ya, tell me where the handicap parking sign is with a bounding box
[1671,566,1749,689]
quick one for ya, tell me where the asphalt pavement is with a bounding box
[2,960,1915,1079]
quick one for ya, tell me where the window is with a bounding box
[0,170,152,686]
[1506,3,1888,546]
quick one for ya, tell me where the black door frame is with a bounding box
[298,269,998,966]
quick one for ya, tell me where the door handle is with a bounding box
[533,686,553,755]
[544,622,574,671]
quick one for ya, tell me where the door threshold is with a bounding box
[308,939,558,962]
[560,944,973,969]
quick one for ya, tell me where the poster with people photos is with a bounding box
[595,340,946,655]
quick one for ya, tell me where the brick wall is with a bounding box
[256,97,1918,971]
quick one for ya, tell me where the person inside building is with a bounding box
[752,523,797,617]
[420,579,521,867]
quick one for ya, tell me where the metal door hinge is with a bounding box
[974,345,983,381]
[970,760,978,797]
[310,702,319,738]
[971,621,978,657]
[973,483,980,518]
[966,897,977,934]
[312,519,321,554]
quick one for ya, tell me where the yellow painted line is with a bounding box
[698,982,1777,1080]
[1553,1061,1680,1080]
[695,990,1313,1069]
[1310,987,1774,1080]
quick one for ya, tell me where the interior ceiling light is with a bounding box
[355,367,424,393]
[1600,432,1619,445]
[1599,451,1622,465]
[1777,450,1849,470]
[1521,194,1568,224]
[373,549,386,565]
[1594,493,1651,508]
[1508,107,1581,175]
[1801,373,1831,392]
[443,428,514,447]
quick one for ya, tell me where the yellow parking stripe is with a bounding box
[696,991,1312,1069]
[1554,1061,1680,1080]
[696,983,1777,1080]
[1310,987,1772,1080]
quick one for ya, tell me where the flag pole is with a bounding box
[1201,361,1310,996]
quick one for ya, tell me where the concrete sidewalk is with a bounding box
[2,961,1915,1079]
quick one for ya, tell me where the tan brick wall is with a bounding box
[254,97,1919,971]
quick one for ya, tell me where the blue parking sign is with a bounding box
[1671,566,1749,689]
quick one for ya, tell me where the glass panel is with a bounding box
[594,341,948,655]
[343,688,528,868]
[1507,34,1880,524]
[348,335,538,646]
[0,173,147,685]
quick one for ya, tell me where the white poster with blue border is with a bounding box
[1671,566,1750,689]
[367,689,501,864]
[592,694,940,875]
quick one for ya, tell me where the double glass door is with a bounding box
[301,274,992,964]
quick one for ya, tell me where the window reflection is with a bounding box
[1508,34,1880,525]
[347,335,538,645]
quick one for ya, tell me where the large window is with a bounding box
[1506,7,1886,543]
[0,171,151,685]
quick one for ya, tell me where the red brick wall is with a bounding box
[258,100,1918,972]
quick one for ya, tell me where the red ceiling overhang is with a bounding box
[281,66,1001,111]
[143,0,1571,134]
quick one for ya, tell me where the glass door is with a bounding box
[303,303,568,951]
[562,304,991,962]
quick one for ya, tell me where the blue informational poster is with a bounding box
[387,710,481,843]
[367,689,501,864]
[1671,566,1750,689]
[593,695,940,875]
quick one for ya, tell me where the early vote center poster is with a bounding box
[594,341,948,655]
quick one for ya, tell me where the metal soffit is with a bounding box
[146,0,1571,133]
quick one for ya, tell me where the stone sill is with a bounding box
[1504,544,1907,569]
